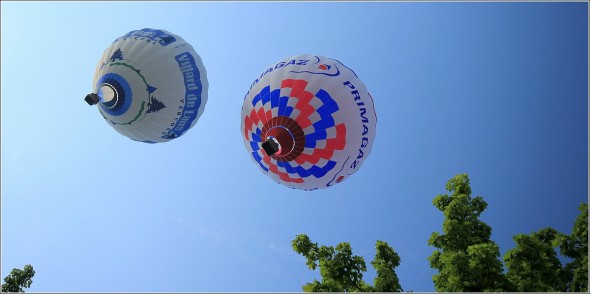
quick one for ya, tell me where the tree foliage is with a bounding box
[371,240,403,292]
[1,264,35,293]
[291,173,587,292]
[427,174,506,291]
[291,234,403,292]
[559,202,588,292]
[503,228,566,291]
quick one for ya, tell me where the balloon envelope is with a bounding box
[241,54,377,190]
[88,28,208,143]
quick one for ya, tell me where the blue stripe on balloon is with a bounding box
[316,100,338,117]
[270,89,280,109]
[260,86,271,105]
[252,92,262,107]
[250,141,260,151]
[258,161,269,172]
[277,95,289,115]
[312,116,335,131]
[281,161,298,175]
[252,151,263,164]
[315,89,339,119]
[294,166,312,178]
[315,89,335,105]
[283,106,294,117]
[251,132,262,142]
[308,160,337,178]
[305,130,327,142]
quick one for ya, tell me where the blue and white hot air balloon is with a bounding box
[85,28,208,143]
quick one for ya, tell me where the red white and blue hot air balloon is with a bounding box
[85,28,208,143]
[241,54,377,190]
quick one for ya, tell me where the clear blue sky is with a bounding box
[1,1,587,292]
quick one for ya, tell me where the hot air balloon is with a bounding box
[241,54,377,190]
[85,28,208,143]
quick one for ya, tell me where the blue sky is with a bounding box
[1,1,588,292]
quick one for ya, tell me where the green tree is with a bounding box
[1,264,35,293]
[559,202,588,292]
[503,228,566,291]
[371,240,403,292]
[428,174,506,291]
[291,234,403,292]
